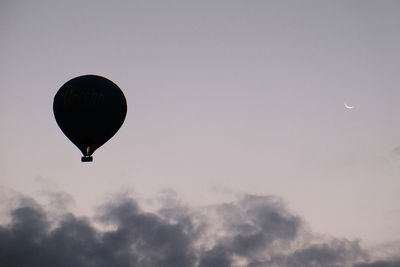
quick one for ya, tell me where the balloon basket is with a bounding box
[81,156,93,162]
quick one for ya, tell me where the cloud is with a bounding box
[0,193,398,267]
[355,261,400,267]
[392,146,400,156]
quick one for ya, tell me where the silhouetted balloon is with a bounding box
[53,75,127,162]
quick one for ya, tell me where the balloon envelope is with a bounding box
[53,75,127,161]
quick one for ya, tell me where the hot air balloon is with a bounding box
[53,75,127,162]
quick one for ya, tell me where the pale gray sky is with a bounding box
[1,0,400,252]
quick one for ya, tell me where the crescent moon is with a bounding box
[344,103,354,109]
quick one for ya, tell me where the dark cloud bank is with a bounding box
[0,193,399,267]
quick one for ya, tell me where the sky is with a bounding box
[1,1,400,265]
